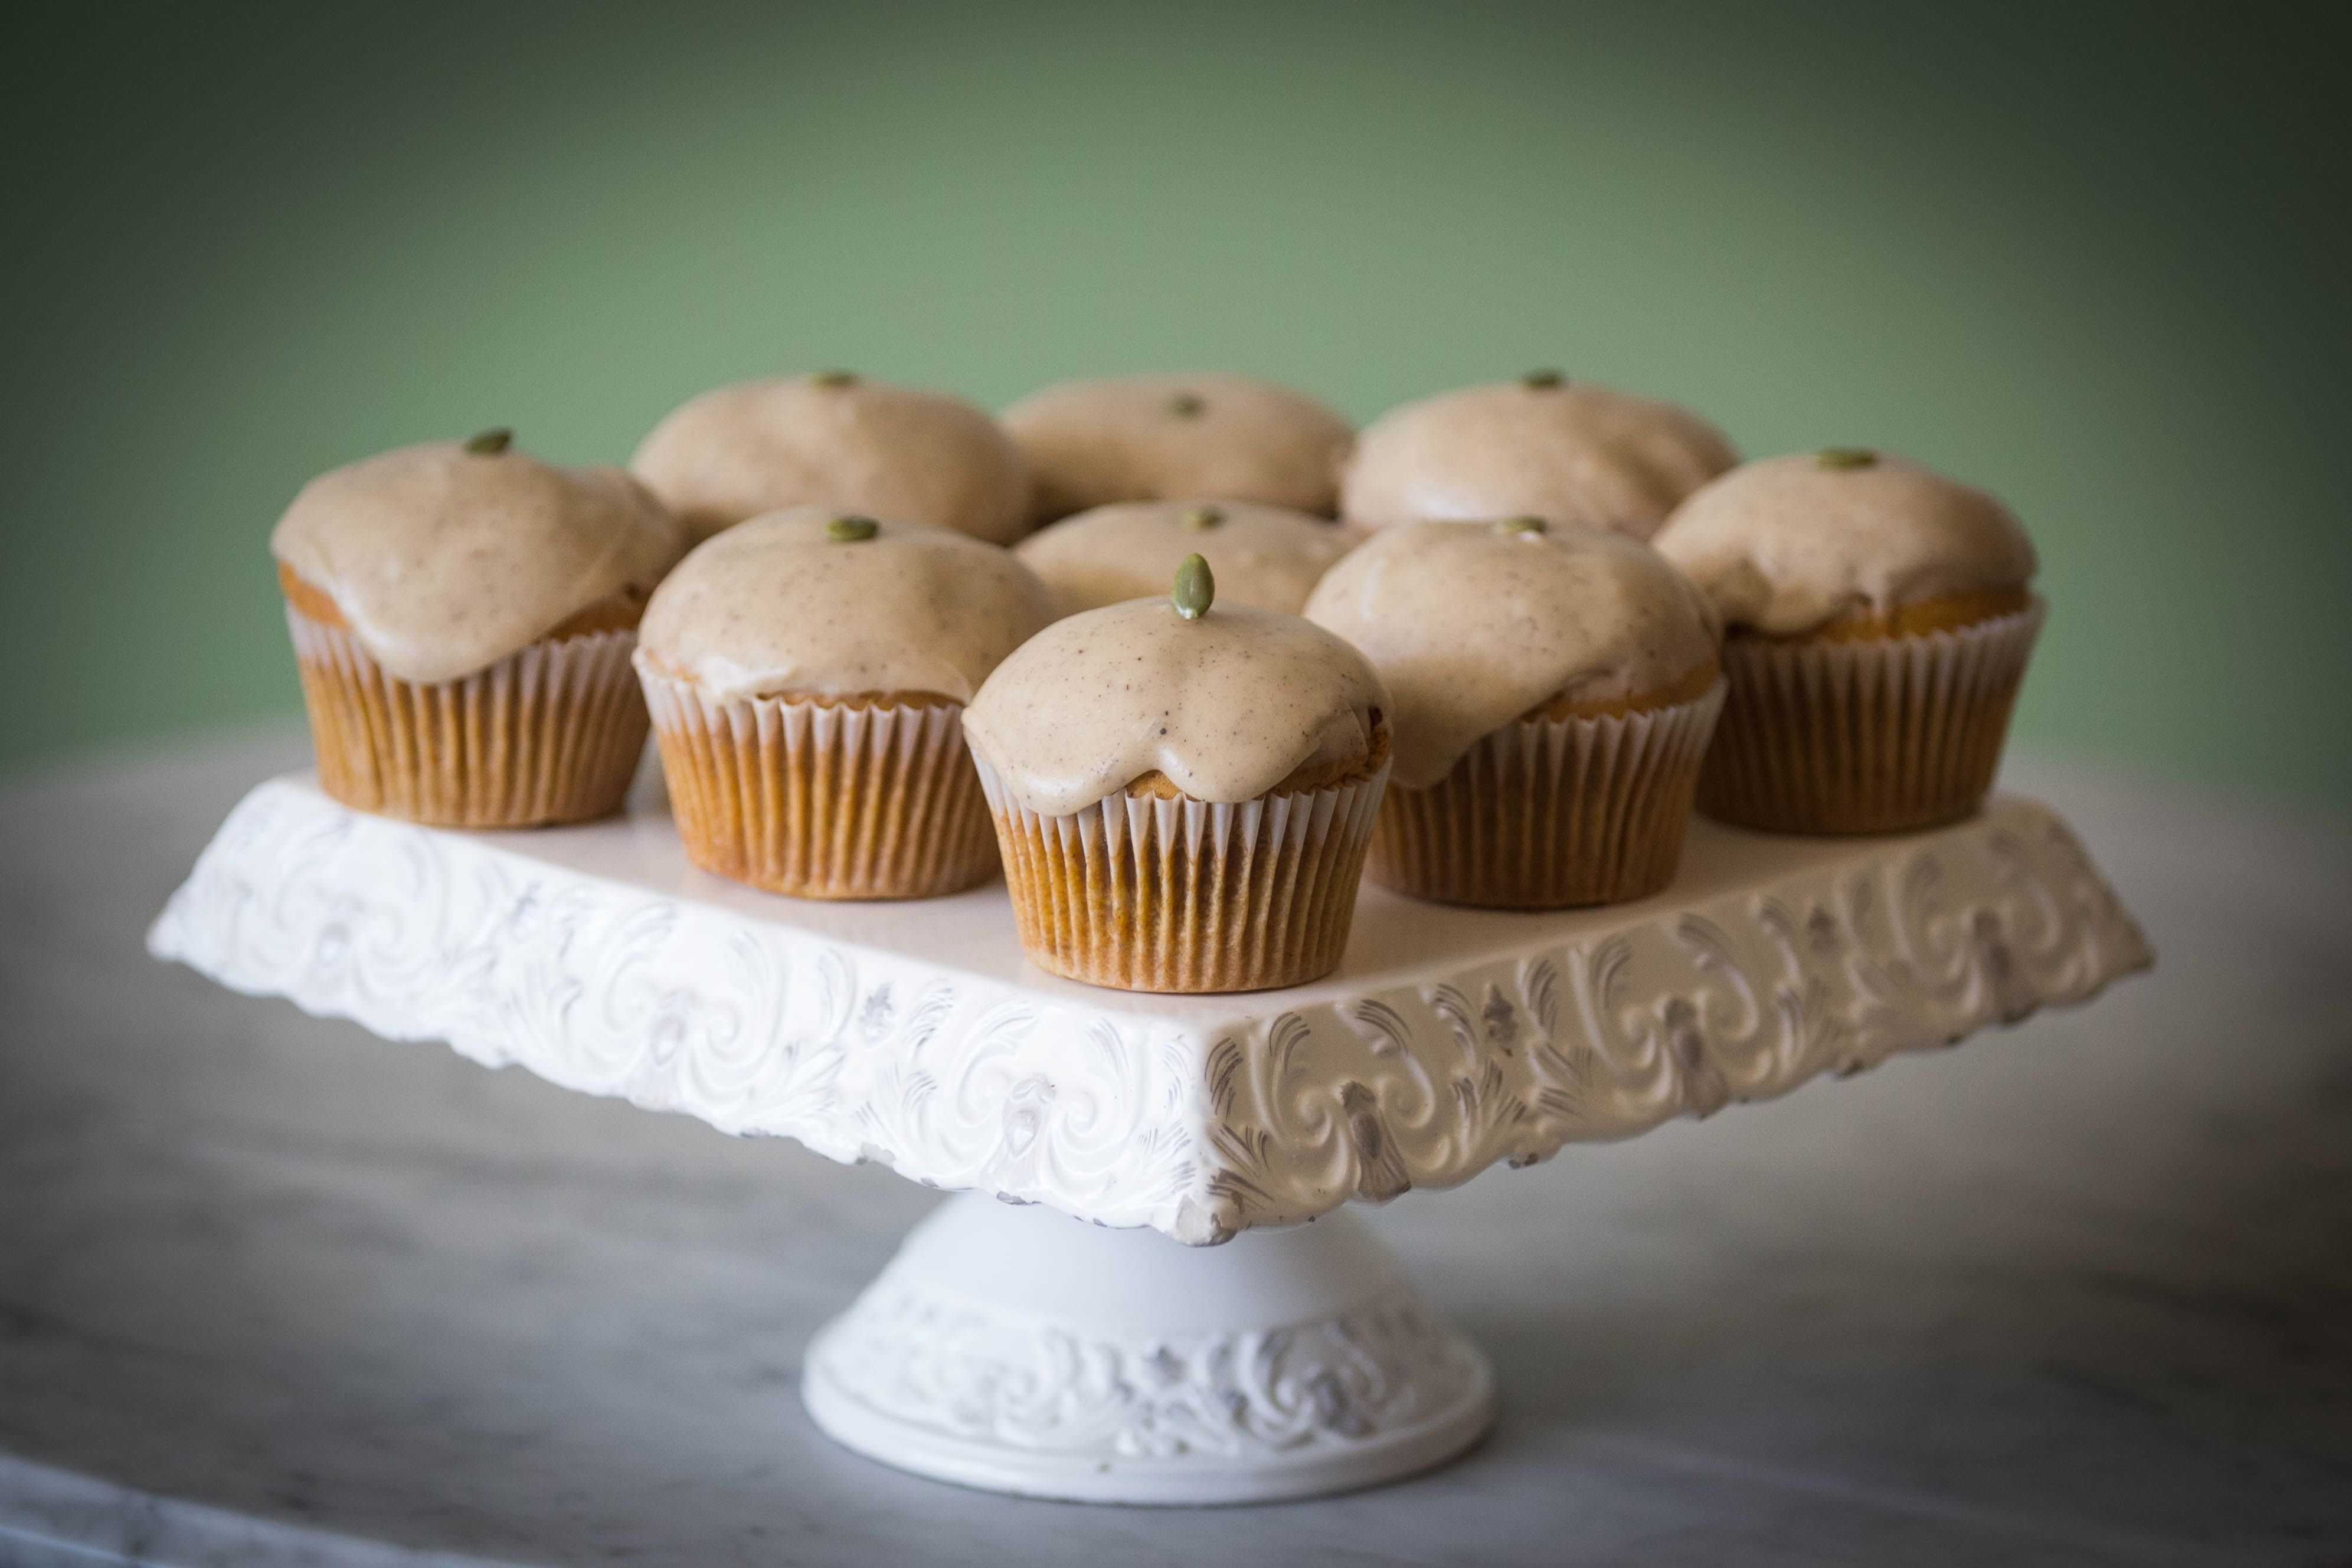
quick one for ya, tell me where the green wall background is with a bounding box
[4,2,2346,808]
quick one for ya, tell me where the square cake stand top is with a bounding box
[149,775,2150,1243]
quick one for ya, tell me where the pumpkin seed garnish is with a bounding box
[1496,515,1548,536]
[463,428,513,455]
[1519,369,1565,389]
[810,369,858,388]
[1815,447,1878,470]
[1172,552,1215,619]
[1167,392,1205,418]
[826,514,880,542]
[1181,505,1224,532]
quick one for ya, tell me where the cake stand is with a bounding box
[148,774,2149,1505]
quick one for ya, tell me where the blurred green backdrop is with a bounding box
[3,1,2346,807]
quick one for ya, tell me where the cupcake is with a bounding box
[963,555,1391,992]
[1340,372,1736,541]
[1650,449,2042,834]
[634,508,1054,899]
[1002,372,1353,523]
[1304,518,1723,908]
[630,371,1032,546]
[271,430,685,828]
[1013,499,1356,619]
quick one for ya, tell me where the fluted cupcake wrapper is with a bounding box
[1699,598,2046,835]
[288,608,646,829]
[1369,680,1726,909]
[974,757,1389,993]
[639,667,997,900]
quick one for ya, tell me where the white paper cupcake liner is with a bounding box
[973,754,1389,993]
[1700,597,2046,833]
[288,608,646,827]
[1370,679,1726,908]
[637,664,996,899]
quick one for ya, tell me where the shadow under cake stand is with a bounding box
[149,774,2150,1505]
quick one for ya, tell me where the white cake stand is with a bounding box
[148,774,2148,1504]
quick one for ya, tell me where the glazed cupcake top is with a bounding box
[1339,373,1737,541]
[630,371,1032,546]
[1013,499,1357,618]
[1002,372,1354,522]
[1650,449,2038,636]
[634,507,1054,704]
[270,433,684,685]
[1304,518,1721,789]
[963,562,1389,818]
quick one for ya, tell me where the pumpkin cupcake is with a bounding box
[1304,518,1723,908]
[1013,498,1356,618]
[1651,449,2042,834]
[963,556,1390,992]
[630,371,1032,545]
[1340,372,1736,541]
[634,508,1053,899]
[1002,372,1353,523]
[271,430,685,828]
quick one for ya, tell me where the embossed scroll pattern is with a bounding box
[1190,813,2150,1238]
[806,1278,1487,1461]
[151,778,2149,1243]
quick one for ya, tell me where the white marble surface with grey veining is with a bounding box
[1,728,2347,1566]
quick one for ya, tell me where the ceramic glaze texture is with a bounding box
[1303,518,1722,788]
[148,777,2151,1244]
[1339,378,1736,541]
[630,374,1033,546]
[1652,451,2038,636]
[634,509,1054,703]
[270,441,685,683]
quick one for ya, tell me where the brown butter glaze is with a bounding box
[1303,519,1722,788]
[1340,378,1736,541]
[1002,372,1353,522]
[634,508,1053,704]
[962,598,1390,818]
[269,440,684,685]
[1014,498,1357,618]
[631,375,1032,545]
[1650,451,2037,637]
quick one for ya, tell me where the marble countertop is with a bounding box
[2,731,2346,1567]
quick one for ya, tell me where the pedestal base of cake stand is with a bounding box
[800,1193,1497,1505]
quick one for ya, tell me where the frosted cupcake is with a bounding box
[1002,372,1353,523]
[1014,499,1356,618]
[1651,449,2042,834]
[1340,372,1736,541]
[630,371,1032,545]
[634,508,1052,899]
[271,430,685,827]
[1304,518,1723,908]
[964,556,1390,992]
